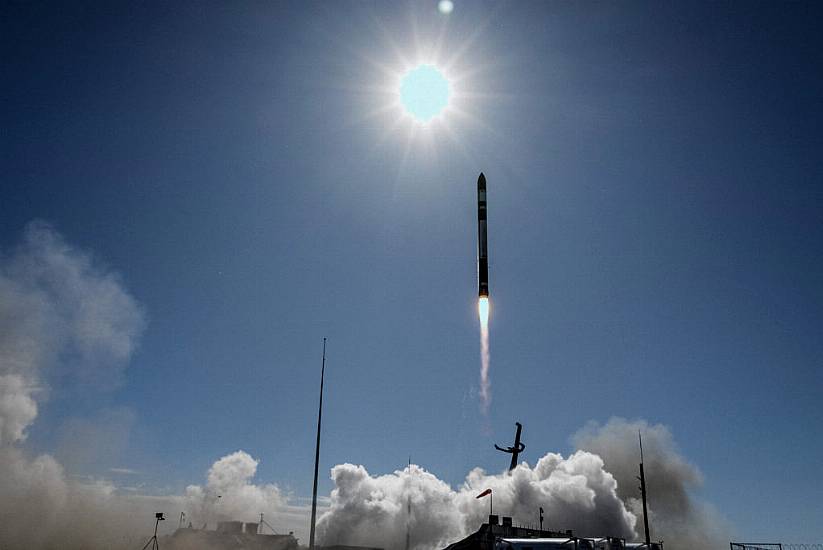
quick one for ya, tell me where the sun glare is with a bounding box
[340,8,495,158]
[399,65,450,123]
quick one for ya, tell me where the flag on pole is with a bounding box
[476,488,492,499]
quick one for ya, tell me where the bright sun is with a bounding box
[399,64,450,123]
[339,9,492,152]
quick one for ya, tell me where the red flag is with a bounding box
[476,488,492,499]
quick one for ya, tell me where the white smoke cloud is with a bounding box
[0,443,190,549]
[317,419,733,550]
[183,450,287,528]
[0,373,39,444]
[0,223,307,549]
[0,221,147,549]
[317,452,638,550]
[573,418,732,550]
[319,463,467,550]
[0,223,300,548]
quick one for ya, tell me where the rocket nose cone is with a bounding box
[478,172,486,189]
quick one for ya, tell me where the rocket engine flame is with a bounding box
[478,296,489,325]
[478,297,491,412]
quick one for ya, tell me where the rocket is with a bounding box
[477,173,489,298]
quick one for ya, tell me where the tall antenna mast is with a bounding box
[309,338,327,550]
[638,431,651,546]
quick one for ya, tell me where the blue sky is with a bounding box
[2,0,823,544]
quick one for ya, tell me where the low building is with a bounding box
[160,522,299,550]
[443,516,577,550]
[443,516,658,550]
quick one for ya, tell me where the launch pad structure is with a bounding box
[442,516,654,550]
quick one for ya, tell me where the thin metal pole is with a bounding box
[309,338,327,550]
[639,432,651,546]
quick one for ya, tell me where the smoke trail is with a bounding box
[479,323,490,411]
[478,297,491,412]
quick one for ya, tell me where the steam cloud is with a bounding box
[0,223,299,549]
[317,454,635,550]
[316,420,730,550]
[573,418,731,549]
[0,221,147,548]
[0,221,144,446]
[183,450,287,528]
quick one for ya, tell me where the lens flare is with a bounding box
[478,296,489,325]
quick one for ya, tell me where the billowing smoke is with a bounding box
[573,418,732,550]
[317,452,637,550]
[0,445,171,549]
[183,450,287,528]
[0,373,38,444]
[0,223,300,549]
[0,221,144,445]
[0,221,147,549]
[318,463,467,550]
[317,419,730,550]
[0,445,294,549]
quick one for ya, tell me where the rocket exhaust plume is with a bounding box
[477,173,491,411]
[478,297,490,411]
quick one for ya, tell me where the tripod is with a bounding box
[141,514,165,550]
